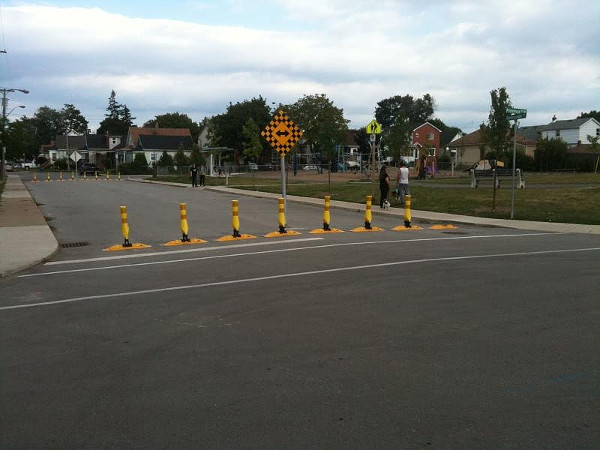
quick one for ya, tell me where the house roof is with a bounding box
[447,129,483,147]
[567,143,596,154]
[55,135,86,150]
[137,135,194,150]
[128,127,191,148]
[540,117,598,131]
[517,125,544,142]
[85,134,108,149]
[412,122,443,133]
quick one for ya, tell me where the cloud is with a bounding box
[2,1,599,133]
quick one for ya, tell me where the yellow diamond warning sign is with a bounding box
[261,110,303,156]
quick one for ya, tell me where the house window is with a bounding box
[427,148,436,157]
[596,128,599,136]
[556,130,560,137]
[426,132,434,141]
[151,153,156,161]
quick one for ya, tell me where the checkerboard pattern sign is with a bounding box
[261,110,303,156]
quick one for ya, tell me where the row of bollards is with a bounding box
[32,171,121,182]
[103,195,457,252]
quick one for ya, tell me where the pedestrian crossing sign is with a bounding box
[366,120,382,134]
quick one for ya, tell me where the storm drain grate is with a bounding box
[60,242,89,248]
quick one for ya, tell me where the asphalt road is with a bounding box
[1,179,599,449]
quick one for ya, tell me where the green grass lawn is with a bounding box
[152,173,600,225]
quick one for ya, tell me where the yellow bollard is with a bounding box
[309,196,344,233]
[71,171,75,181]
[32,172,37,182]
[95,171,98,180]
[102,205,151,251]
[106,172,110,181]
[117,172,121,181]
[180,203,190,242]
[264,198,301,237]
[404,194,412,228]
[278,198,287,233]
[59,171,63,181]
[232,200,240,237]
[120,205,132,247]
[217,200,257,241]
[351,195,383,232]
[364,195,372,229]
[162,203,207,246]
[46,172,51,182]
[83,171,87,180]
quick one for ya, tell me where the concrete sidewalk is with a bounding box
[0,174,58,277]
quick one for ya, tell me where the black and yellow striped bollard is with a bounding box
[265,198,301,238]
[351,195,383,232]
[217,200,257,241]
[102,206,151,251]
[163,203,207,246]
[310,196,343,233]
[393,194,422,231]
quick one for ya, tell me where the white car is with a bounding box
[303,164,318,171]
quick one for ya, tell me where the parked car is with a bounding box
[19,161,37,170]
[303,164,318,171]
[5,162,14,172]
[248,163,258,171]
[79,163,98,175]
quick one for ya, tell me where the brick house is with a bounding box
[411,122,442,159]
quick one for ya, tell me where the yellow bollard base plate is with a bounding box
[103,243,152,252]
[309,228,344,234]
[350,226,384,233]
[264,230,302,238]
[163,238,207,246]
[392,225,423,231]
[216,234,257,242]
[430,224,458,230]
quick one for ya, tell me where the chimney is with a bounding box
[154,122,159,135]
[552,115,557,122]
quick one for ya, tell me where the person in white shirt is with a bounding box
[396,160,410,205]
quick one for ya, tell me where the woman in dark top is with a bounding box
[379,165,390,208]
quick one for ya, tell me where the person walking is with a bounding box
[396,160,410,205]
[379,165,390,209]
[199,165,206,186]
[190,164,198,187]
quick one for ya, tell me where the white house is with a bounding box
[540,117,600,147]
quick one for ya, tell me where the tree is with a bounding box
[174,147,190,166]
[158,150,173,166]
[31,106,64,147]
[385,114,412,162]
[61,104,88,135]
[133,152,148,168]
[375,94,435,131]
[485,87,513,160]
[242,118,262,162]
[286,94,349,166]
[578,110,600,122]
[534,137,567,171]
[144,112,200,141]
[211,96,271,155]
[97,90,136,135]
[428,118,462,148]
[5,117,37,160]
[189,144,204,166]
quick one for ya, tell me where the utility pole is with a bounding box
[1,87,30,181]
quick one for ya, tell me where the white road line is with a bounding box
[44,237,324,266]
[24,232,561,277]
[4,247,598,311]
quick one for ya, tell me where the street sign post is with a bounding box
[507,107,527,219]
[261,110,303,210]
[70,150,82,179]
[366,119,382,186]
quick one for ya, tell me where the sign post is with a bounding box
[366,119,382,195]
[261,110,303,212]
[70,150,82,179]
[506,107,527,219]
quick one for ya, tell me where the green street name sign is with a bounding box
[506,107,527,120]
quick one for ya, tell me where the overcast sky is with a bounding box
[1,0,598,134]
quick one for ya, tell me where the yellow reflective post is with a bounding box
[180,203,190,242]
[404,194,412,228]
[120,205,132,247]
[364,195,372,229]
[95,171,98,180]
[71,171,75,181]
[59,171,63,181]
[323,195,331,231]
[232,200,240,238]
[46,172,51,182]
[83,171,87,180]
[277,197,286,233]
[117,172,121,181]
[32,172,37,182]
[106,171,110,181]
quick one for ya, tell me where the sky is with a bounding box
[1,0,598,135]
